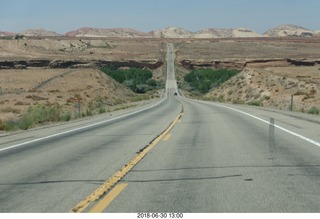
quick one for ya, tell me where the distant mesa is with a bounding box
[193,28,262,38]
[149,27,194,38]
[19,28,61,37]
[1,24,319,38]
[64,26,263,38]
[65,27,147,38]
[263,24,316,37]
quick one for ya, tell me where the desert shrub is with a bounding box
[19,115,35,130]
[264,96,271,101]
[184,68,240,93]
[308,106,320,115]
[248,100,262,106]
[218,95,225,102]
[0,120,5,130]
[18,104,63,130]
[0,120,16,131]
[98,107,106,114]
[61,111,72,121]
[84,97,107,116]
[0,119,8,131]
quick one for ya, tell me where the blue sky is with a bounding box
[0,0,320,34]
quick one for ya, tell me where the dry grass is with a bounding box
[0,68,156,122]
[205,66,320,112]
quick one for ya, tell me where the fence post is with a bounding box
[290,95,294,111]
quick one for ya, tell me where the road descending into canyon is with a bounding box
[1,44,320,213]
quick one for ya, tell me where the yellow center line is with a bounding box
[70,112,183,213]
[89,183,128,213]
[162,133,172,141]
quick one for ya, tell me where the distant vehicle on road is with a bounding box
[174,92,178,96]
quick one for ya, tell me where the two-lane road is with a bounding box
[1,43,320,212]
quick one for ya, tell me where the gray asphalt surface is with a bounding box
[0,93,181,213]
[1,43,320,212]
[106,98,320,213]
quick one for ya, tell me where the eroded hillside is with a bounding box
[174,39,320,113]
[0,68,161,125]
[203,67,320,113]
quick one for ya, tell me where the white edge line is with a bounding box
[189,99,320,148]
[0,96,167,153]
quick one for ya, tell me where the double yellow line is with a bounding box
[70,112,183,213]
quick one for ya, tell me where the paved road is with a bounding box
[105,98,320,213]
[1,44,320,213]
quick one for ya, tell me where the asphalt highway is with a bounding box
[105,98,320,213]
[0,44,320,213]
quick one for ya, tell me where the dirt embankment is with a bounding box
[0,68,163,124]
[204,66,320,113]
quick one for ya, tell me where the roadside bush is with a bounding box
[248,100,262,107]
[0,120,16,131]
[18,104,63,130]
[184,68,240,93]
[85,98,106,116]
[0,120,6,131]
[61,111,72,121]
[2,97,111,131]
[98,107,106,114]
[308,106,320,115]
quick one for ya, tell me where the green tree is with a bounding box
[184,68,240,93]
[100,67,154,93]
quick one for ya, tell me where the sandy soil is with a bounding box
[205,66,320,112]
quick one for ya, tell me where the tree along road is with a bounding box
[0,44,320,212]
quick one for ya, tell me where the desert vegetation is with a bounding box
[0,97,110,131]
[100,66,164,93]
[183,68,240,94]
[0,67,163,132]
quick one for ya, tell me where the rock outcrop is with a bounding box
[179,58,320,70]
[0,59,163,70]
